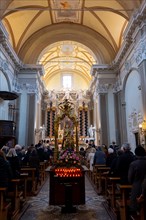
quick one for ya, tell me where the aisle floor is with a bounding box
[19,175,113,220]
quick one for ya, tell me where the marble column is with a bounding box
[98,92,108,146]
[114,91,127,145]
[18,87,29,146]
[107,85,116,144]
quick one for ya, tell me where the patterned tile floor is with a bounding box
[19,175,113,220]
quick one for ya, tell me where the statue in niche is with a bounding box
[41,124,46,140]
[88,125,96,138]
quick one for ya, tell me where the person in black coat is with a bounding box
[0,150,12,187]
[116,143,135,184]
[128,146,146,213]
[29,148,40,182]
[106,148,117,167]
[109,149,124,177]
[6,148,21,179]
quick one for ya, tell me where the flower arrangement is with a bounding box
[55,148,81,168]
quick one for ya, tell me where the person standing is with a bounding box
[93,146,106,165]
[128,146,146,214]
[87,147,96,171]
[0,150,12,187]
[116,143,135,184]
[6,148,20,178]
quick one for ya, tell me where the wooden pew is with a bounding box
[116,184,132,220]
[20,173,29,200]
[7,179,23,219]
[107,177,120,210]
[92,164,106,185]
[44,160,50,179]
[96,166,110,194]
[39,162,46,184]
[0,187,11,220]
[20,167,37,195]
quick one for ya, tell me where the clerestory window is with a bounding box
[62,75,72,89]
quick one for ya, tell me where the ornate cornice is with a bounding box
[20,64,44,76]
[0,22,22,70]
[114,1,146,66]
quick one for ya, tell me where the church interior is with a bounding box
[0,0,146,219]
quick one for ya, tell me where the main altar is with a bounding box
[48,99,87,212]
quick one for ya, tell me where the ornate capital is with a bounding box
[12,78,39,96]
[96,84,109,94]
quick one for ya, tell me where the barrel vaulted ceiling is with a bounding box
[0,0,142,88]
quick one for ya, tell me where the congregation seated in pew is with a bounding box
[0,143,50,220]
[86,142,146,220]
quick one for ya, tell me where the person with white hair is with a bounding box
[106,147,117,167]
[87,147,96,171]
[6,148,20,178]
[15,144,23,165]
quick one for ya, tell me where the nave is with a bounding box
[19,174,112,220]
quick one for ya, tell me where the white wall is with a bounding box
[46,71,89,90]
[125,70,143,151]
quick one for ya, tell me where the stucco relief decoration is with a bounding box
[26,84,37,94]
[12,78,22,92]
[113,79,122,93]
[125,60,131,72]
[51,0,82,23]
[137,112,143,124]
[93,90,97,100]
[0,57,9,72]
[128,109,139,133]
[13,79,39,96]
[135,41,146,65]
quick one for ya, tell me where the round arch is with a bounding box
[122,67,141,101]
[18,23,116,64]
[122,68,143,150]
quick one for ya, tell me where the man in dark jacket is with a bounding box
[0,150,12,187]
[116,143,135,184]
[93,146,106,165]
[128,146,146,213]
